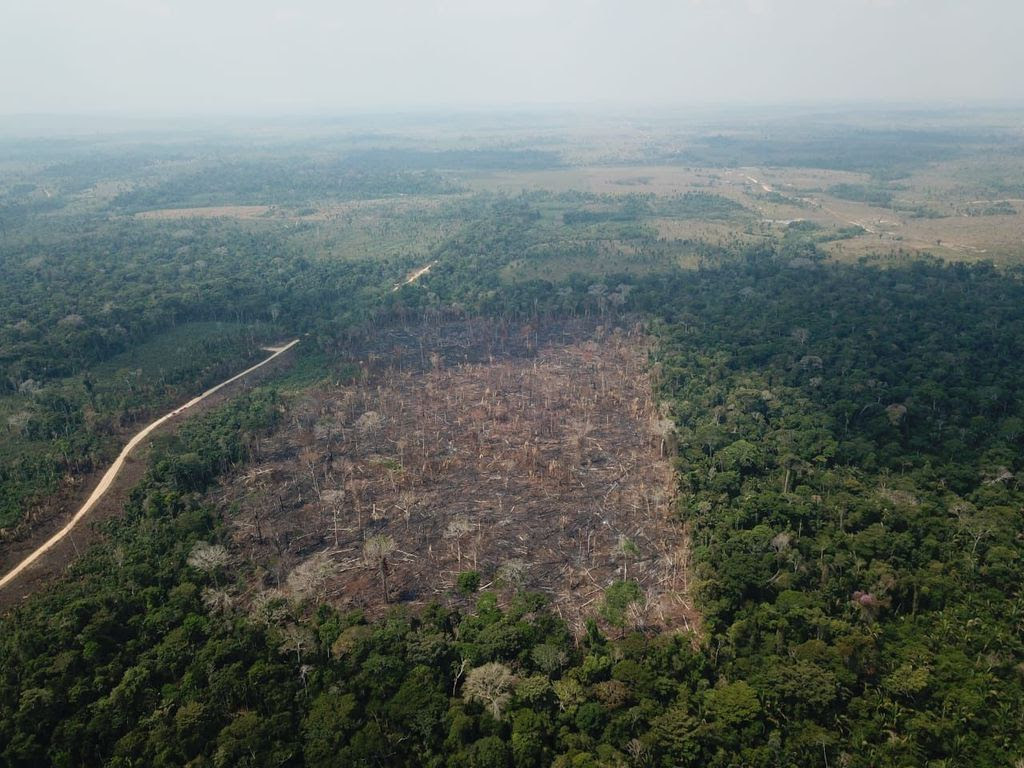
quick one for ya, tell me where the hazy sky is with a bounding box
[1,0,1022,114]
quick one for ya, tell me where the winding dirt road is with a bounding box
[0,340,299,591]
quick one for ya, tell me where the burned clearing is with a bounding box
[216,319,695,636]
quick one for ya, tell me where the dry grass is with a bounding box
[466,163,1024,264]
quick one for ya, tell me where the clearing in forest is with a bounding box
[218,319,696,636]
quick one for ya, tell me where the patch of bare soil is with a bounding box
[218,320,698,636]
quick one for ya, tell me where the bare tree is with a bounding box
[395,490,417,529]
[279,623,317,664]
[496,559,528,591]
[299,446,323,504]
[444,517,474,568]
[462,662,516,720]
[186,542,230,586]
[363,534,397,602]
[626,738,651,767]
[319,489,346,547]
[617,535,640,579]
[201,587,234,616]
[248,589,289,628]
[346,477,368,529]
[286,551,333,605]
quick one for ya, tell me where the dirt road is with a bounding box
[0,340,299,591]
[393,261,436,291]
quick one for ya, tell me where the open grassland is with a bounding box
[463,160,1024,264]
[130,195,463,262]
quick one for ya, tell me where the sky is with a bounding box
[1,0,1022,115]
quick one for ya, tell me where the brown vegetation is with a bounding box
[216,319,697,635]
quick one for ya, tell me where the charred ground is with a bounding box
[213,318,696,635]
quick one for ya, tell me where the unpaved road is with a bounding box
[0,340,299,591]
[393,261,436,291]
[818,203,878,234]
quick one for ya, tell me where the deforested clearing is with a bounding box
[215,319,697,636]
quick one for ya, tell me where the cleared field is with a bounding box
[729,163,1024,262]
[121,155,1024,269]
[464,165,731,197]
[463,162,1024,264]
[215,319,696,636]
[132,196,462,262]
[288,197,461,261]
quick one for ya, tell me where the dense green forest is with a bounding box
[2,121,1024,766]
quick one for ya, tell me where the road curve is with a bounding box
[0,339,299,591]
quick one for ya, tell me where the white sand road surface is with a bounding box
[0,340,299,591]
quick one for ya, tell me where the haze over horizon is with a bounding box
[2,0,1022,117]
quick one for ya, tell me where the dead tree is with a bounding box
[363,534,396,603]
